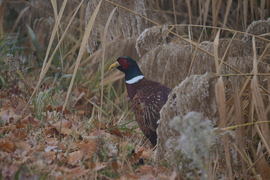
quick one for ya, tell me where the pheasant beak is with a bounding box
[109,61,120,71]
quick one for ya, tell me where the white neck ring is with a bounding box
[126,75,144,84]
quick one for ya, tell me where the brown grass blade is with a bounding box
[243,0,248,30]
[233,86,246,178]
[213,29,220,74]
[215,76,233,179]
[50,0,57,17]
[254,125,270,179]
[172,0,178,34]
[215,77,226,127]
[260,0,266,19]
[185,0,192,24]
[202,0,210,25]
[24,0,68,113]
[41,0,67,75]
[219,32,237,71]
[222,0,232,28]
[233,86,244,135]
[62,0,102,113]
[251,76,270,151]
[100,7,117,120]
[255,124,270,156]
[211,0,222,36]
[0,2,5,36]
[252,36,258,74]
[188,28,204,77]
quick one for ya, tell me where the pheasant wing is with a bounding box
[134,84,171,132]
[132,93,157,145]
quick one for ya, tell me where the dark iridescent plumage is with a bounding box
[109,57,171,145]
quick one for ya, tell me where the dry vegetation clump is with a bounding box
[157,73,218,179]
[155,19,270,179]
[1,0,270,179]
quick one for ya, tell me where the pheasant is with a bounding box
[109,57,171,145]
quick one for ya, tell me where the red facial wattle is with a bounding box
[119,58,130,69]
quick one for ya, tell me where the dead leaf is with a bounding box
[0,138,16,152]
[21,116,39,126]
[45,105,53,111]
[111,159,119,171]
[12,128,28,140]
[77,110,85,115]
[52,119,72,135]
[93,162,107,171]
[92,121,106,130]
[138,165,154,175]
[78,140,97,157]
[122,173,140,179]
[2,165,19,180]
[56,106,70,114]
[128,149,144,165]
[16,124,26,129]
[91,130,105,136]
[0,126,11,134]
[134,150,143,160]
[15,141,31,151]
[142,149,153,159]
[69,167,88,176]
[15,97,32,114]
[0,105,21,122]
[108,126,123,138]
[67,151,83,165]
[46,151,56,162]
[1,110,11,123]
[57,167,89,180]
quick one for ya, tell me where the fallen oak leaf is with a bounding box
[51,119,72,135]
[0,138,16,152]
[141,149,153,159]
[21,116,39,126]
[78,140,97,157]
[14,141,31,152]
[67,151,83,165]
[1,110,11,123]
[108,126,123,138]
[69,167,88,175]
[56,106,70,114]
[134,150,143,160]
[43,126,58,137]
[15,97,32,114]
[93,162,108,171]
[11,127,28,140]
[121,173,140,179]
[77,110,85,115]
[57,167,89,180]
[92,121,106,130]
[128,149,144,165]
[110,159,119,172]
[91,130,105,136]
[46,151,56,163]
[137,165,155,175]
[0,125,12,134]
